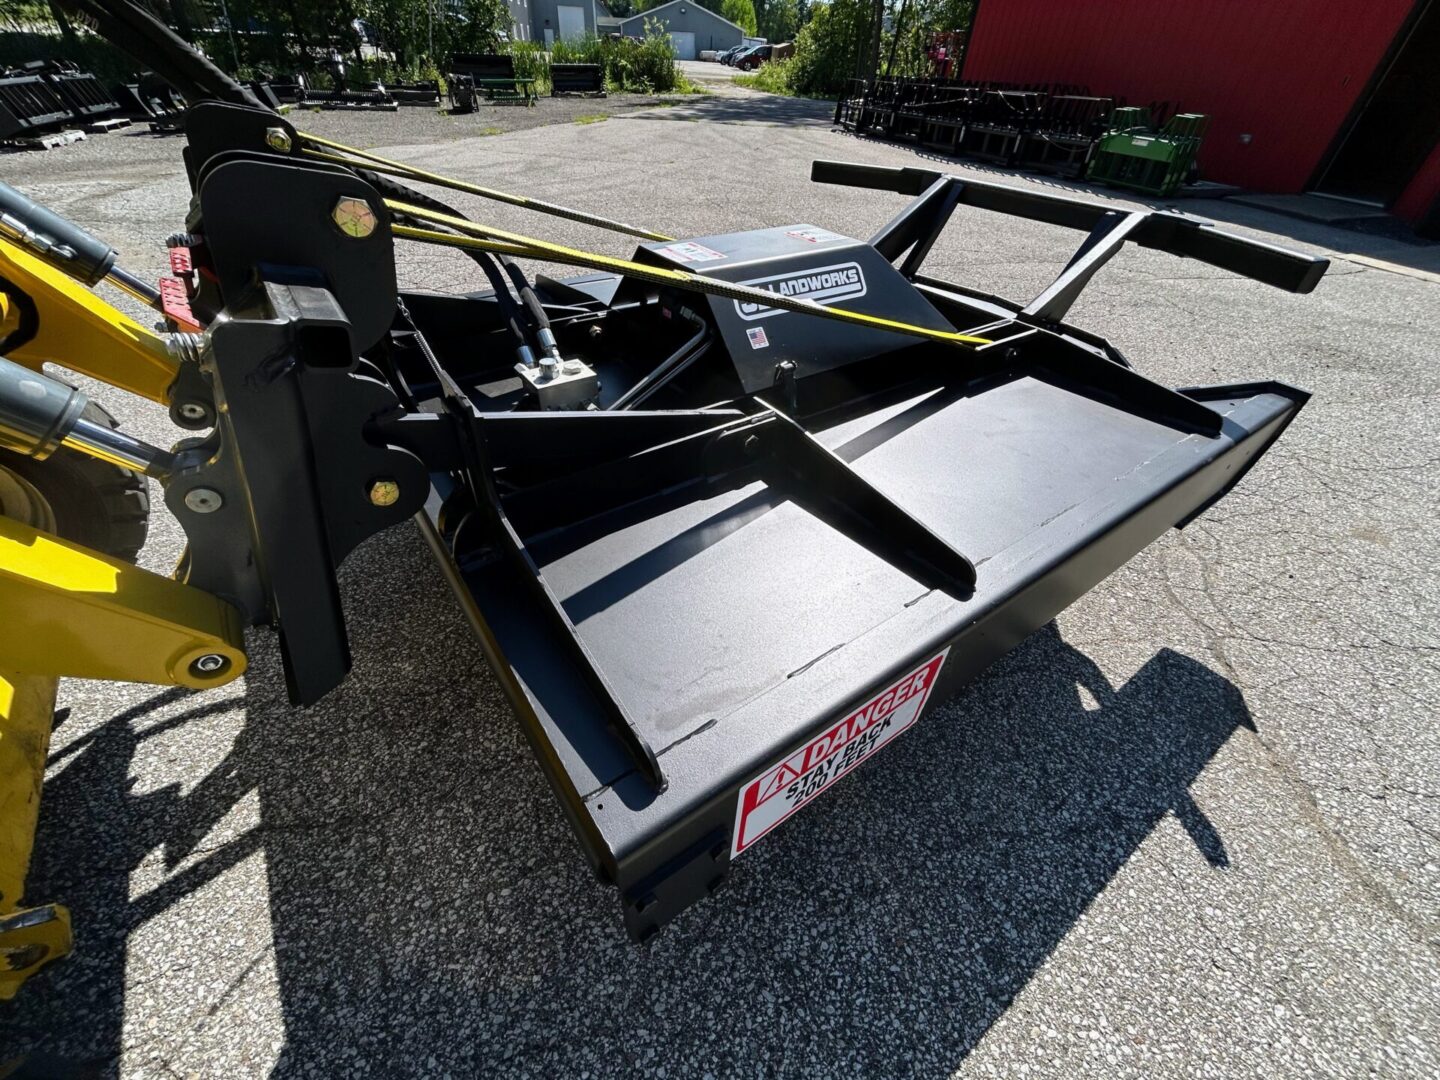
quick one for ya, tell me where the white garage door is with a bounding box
[669,31,696,60]
[557,5,586,41]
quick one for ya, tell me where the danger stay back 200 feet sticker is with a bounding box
[732,649,949,857]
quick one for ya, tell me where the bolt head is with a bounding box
[191,653,227,675]
[183,487,223,514]
[264,126,292,153]
[332,197,378,239]
[368,478,400,508]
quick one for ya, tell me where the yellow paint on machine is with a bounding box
[0,236,178,405]
[0,514,248,688]
[0,666,71,999]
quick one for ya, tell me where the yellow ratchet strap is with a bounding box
[296,131,675,243]
[387,202,991,350]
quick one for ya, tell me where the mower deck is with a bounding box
[412,322,1305,939]
[360,162,1328,940]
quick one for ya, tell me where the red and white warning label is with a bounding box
[731,649,949,857]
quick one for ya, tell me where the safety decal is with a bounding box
[731,649,949,857]
[657,241,726,263]
[785,225,848,245]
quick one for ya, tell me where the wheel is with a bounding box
[0,400,150,562]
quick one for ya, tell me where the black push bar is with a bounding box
[811,160,1328,294]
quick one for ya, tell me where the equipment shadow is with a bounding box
[5,524,1250,1077]
[633,93,835,127]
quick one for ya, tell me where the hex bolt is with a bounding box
[183,487,224,513]
[332,197,378,239]
[368,478,400,507]
[264,127,292,153]
[190,653,228,676]
[177,402,208,422]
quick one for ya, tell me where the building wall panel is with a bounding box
[963,0,1417,192]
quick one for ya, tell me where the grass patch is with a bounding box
[734,59,832,100]
[480,127,505,136]
[574,114,609,125]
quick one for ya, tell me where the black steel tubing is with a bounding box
[607,307,709,411]
[810,160,1329,293]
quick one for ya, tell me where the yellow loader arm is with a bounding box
[0,228,247,996]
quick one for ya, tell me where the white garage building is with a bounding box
[616,0,747,60]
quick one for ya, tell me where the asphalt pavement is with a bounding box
[2,84,1438,1078]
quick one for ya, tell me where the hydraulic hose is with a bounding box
[473,250,538,366]
[351,167,539,362]
[388,206,993,351]
[499,258,559,360]
[299,134,673,243]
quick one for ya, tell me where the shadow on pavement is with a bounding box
[6,524,1250,1075]
[634,93,834,126]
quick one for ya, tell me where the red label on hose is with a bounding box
[732,650,948,857]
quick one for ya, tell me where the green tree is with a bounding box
[754,0,798,42]
[883,0,974,77]
[785,0,873,94]
[720,0,756,36]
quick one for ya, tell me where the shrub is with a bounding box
[733,56,793,95]
[507,39,552,93]
[536,23,685,94]
[786,0,873,98]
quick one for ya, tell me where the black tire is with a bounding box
[0,401,150,562]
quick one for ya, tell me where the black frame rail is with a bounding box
[814,160,1329,296]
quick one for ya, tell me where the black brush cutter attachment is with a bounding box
[25,8,1329,937]
[139,107,1320,939]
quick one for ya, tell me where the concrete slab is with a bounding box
[1226,191,1393,224]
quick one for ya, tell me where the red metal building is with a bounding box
[961,0,1440,234]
